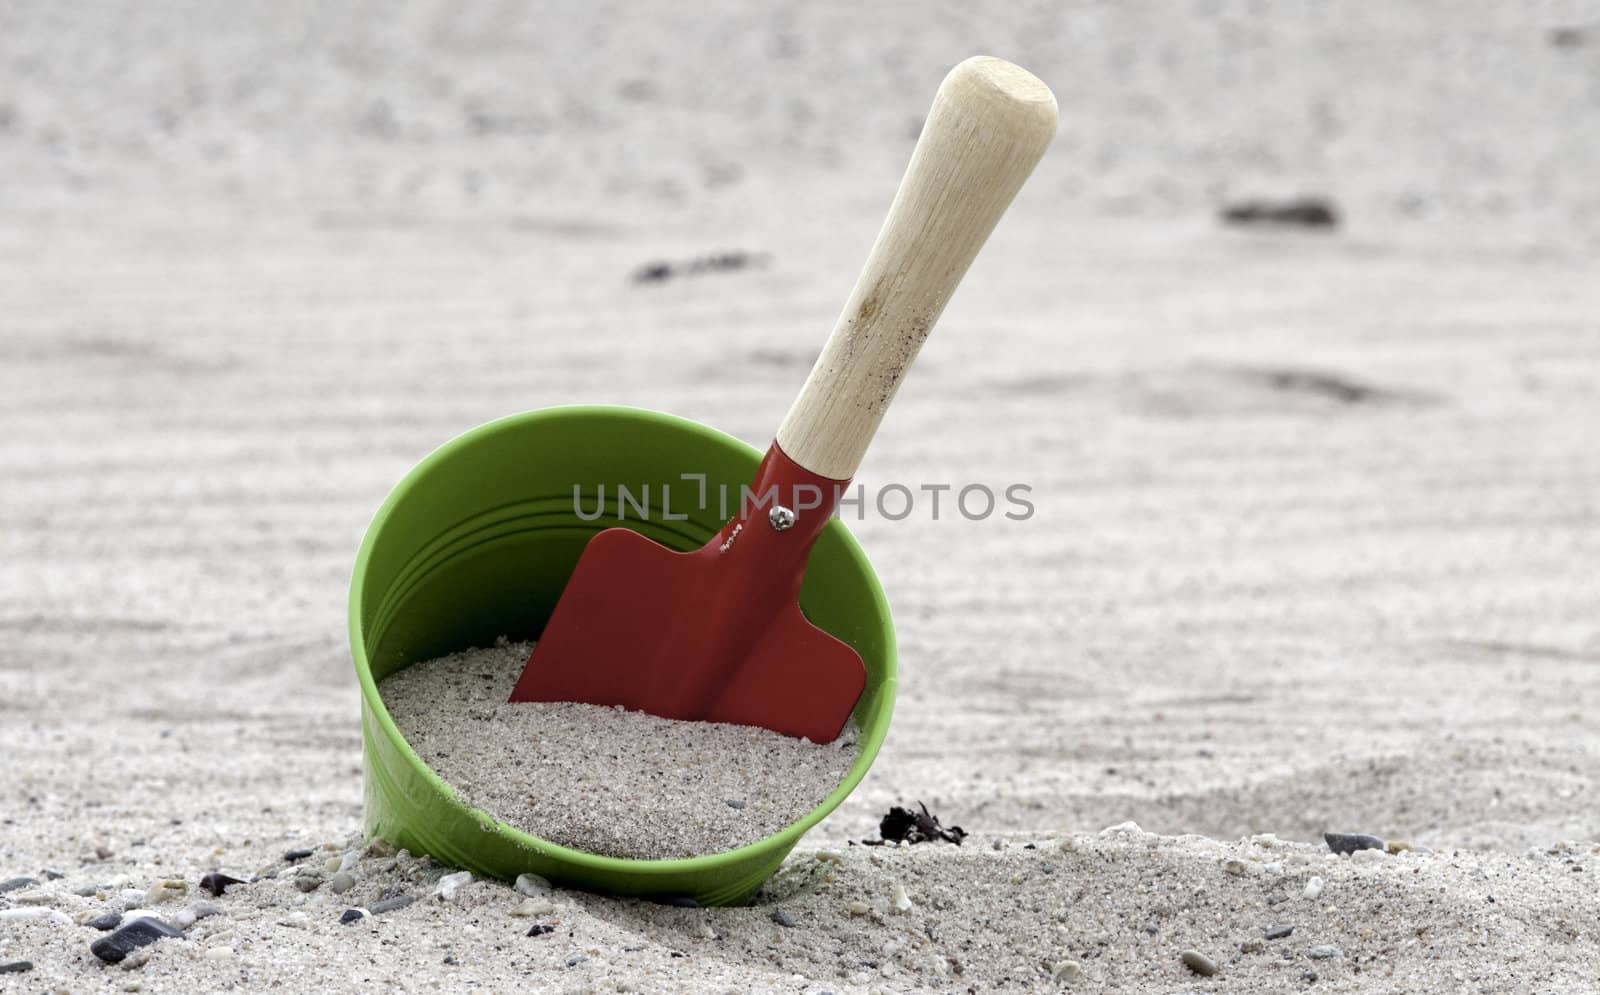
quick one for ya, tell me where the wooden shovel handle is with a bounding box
[775,56,1057,480]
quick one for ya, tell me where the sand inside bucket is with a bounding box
[378,638,862,860]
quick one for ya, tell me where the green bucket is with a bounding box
[348,405,898,906]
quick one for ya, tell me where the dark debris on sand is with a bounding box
[877,802,967,845]
[631,251,770,284]
[1220,197,1339,230]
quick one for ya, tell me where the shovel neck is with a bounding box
[702,442,850,596]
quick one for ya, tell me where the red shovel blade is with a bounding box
[508,443,866,743]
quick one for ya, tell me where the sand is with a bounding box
[378,640,861,859]
[4,1,1600,992]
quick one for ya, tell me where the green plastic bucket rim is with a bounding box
[348,403,898,880]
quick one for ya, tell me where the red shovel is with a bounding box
[510,56,1057,742]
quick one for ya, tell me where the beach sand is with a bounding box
[378,640,861,860]
[2,1,1598,991]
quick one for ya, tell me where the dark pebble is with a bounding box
[0,961,33,974]
[1180,949,1218,977]
[725,799,746,810]
[1324,832,1385,855]
[1550,26,1588,48]
[0,877,38,894]
[526,924,555,937]
[442,955,456,965]
[200,873,245,897]
[1220,198,1339,230]
[632,262,673,284]
[370,895,415,914]
[42,870,65,880]
[339,909,365,925]
[87,912,124,931]
[1265,924,1295,940]
[282,849,315,862]
[90,917,184,964]
[1303,970,1319,983]
[771,909,798,928]
[566,955,588,967]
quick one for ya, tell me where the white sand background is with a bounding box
[3,1,1599,991]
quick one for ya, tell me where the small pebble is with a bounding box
[277,912,312,930]
[370,895,415,914]
[364,838,397,858]
[1309,945,1341,960]
[10,890,54,905]
[1350,848,1388,865]
[1224,859,1248,876]
[339,851,360,872]
[1303,876,1325,900]
[1180,949,1218,977]
[1385,840,1415,855]
[1051,959,1084,983]
[198,874,244,898]
[1323,832,1384,855]
[145,880,187,904]
[511,898,555,917]
[1240,938,1265,954]
[890,881,913,913]
[0,961,34,974]
[204,946,236,962]
[771,909,798,928]
[0,877,38,894]
[514,873,552,897]
[329,872,356,894]
[526,924,555,937]
[693,918,716,940]
[90,918,184,964]
[725,799,746,810]
[88,912,125,931]
[121,947,154,971]
[566,955,588,966]
[73,885,102,898]
[339,909,366,926]
[814,851,845,865]
[435,871,472,902]
[1265,924,1294,940]
[847,901,870,917]
[293,874,323,893]
[323,856,343,873]
[283,849,315,862]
